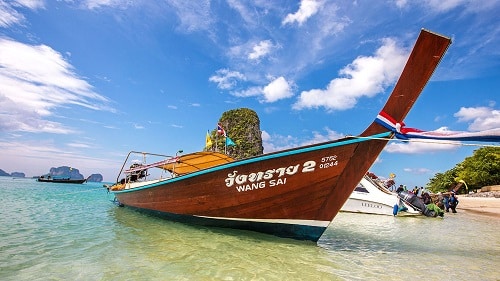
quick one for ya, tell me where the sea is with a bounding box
[1,177,499,281]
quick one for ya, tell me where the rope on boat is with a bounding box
[350,135,499,148]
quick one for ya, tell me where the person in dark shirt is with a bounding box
[447,192,459,213]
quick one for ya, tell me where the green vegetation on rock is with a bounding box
[206,108,264,160]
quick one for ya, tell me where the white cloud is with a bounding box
[394,0,495,13]
[209,69,246,90]
[384,138,459,154]
[282,0,322,26]
[133,123,144,129]
[300,127,344,146]
[262,77,293,103]
[293,38,407,111]
[15,0,45,9]
[248,40,274,61]
[230,86,262,98]
[227,76,293,103]
[67,142,92,148]
[403,167,433,175]
[261,130,298,153]
[0,38,113,134]
[394,0,408,8]
[166,0,214,33]
[421,0,468,12]
[454,106,500,131]
[262,127,343,153]
[0,2,24,27]
[0,0,44,27]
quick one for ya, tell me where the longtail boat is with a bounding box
[108,29,451,242]
[37,176,87,184]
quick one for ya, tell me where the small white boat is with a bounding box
[341,175,421,216]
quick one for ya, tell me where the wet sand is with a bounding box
[456,196,500,218]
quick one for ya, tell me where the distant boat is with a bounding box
[107,29,451,242]
[37,175,87,184]
[341,174,420,216]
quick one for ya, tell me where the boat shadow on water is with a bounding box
[108,205,317,246]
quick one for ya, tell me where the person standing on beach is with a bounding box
[448,192,459,213]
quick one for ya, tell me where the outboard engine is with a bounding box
[398,190,426,212]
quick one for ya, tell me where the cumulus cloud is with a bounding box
[0,38,113,133]
[261,77,293,103]
[282,0,322,26]
[229,76,293,103]
[454,106,500,131]
[248,40,274,61]
[209,69,246,90]
[293,38,407,111]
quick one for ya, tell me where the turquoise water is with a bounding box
[1,177,498,281]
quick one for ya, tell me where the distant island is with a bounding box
[0,169,25,178]
[0,166,103,182]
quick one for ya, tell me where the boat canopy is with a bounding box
[159,151,234,176]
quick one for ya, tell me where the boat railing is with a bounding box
[364,175,394,195]
[114,151,178,188]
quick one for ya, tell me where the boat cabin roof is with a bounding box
[124,151,235,177]
[159,151,234,175]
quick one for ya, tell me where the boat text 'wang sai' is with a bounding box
[108,29,451,242]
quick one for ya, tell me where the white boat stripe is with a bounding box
[192,215,331,227]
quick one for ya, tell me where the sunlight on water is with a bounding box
[0,177,499,280]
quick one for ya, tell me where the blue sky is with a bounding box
[0,0,498,185]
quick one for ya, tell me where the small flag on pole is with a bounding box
[217,123,226,136]
[205,130,212,148]
[225,136,236,147]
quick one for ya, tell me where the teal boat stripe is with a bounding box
[113,131,392,194]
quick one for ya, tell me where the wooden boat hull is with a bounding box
[115,133,391,241]
[111,29,451,242]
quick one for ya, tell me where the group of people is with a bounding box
[395,183,460,216]
[438,191,459,213]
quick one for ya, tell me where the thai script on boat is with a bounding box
[226,156,338,192]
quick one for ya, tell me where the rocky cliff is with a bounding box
[0,169,25,177]
[43,166,103,182]
[87,174,103,182]
[206,108,264,160]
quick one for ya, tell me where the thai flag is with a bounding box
[217,123,226,136]
[375,111,500,142]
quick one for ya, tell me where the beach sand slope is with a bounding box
[456,196,500,218]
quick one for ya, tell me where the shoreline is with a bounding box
[455,196,500,218]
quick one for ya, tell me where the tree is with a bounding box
[427,147,500,193]
[427,167,459,193]
[456,147,500,188]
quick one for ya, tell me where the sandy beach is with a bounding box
[456,195,500,218]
